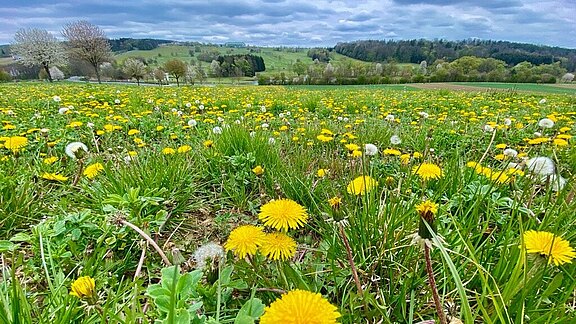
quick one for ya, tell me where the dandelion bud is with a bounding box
[416,200,438,239]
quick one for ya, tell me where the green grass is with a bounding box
[1,83,575,323]
[452,82,576,95]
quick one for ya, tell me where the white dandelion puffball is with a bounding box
[199,104,205,110]
[268,137,276,145]
[418,112,429,118]
[187,119,197,127]
[278,113,285,118]
[260,105,267,113]
[483,124,494,132]
[364,143,379,156]
[261,123,269,129]
[390,135,401,145]
[526,157,555,176]
[114,99,121,104]
[185,102,192,108]
[86,122,94,129]
[503,148,518,158]
[58,107,69,114]
[503,118,512,126]
[53,95,61,102]
[539,98,547,105]
[385,114,395,121]
[538,118,554,129]
[65,142,88,159]
[549,174,567,192]
[533,132,542,137]
[192,242,224,269]
[212,126,223,134]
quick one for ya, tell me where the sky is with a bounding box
[1,0,575,48]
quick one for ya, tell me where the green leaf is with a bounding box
[147,285,171,299]
[10,232,31,242]
[173,309,190,324]
[220,265,234,286]
[234,314,255,324]
[161,265,180,289]
[0,240,17,252]
[539,273,563,302]
[236,298,265,321]
[155,295,171,313]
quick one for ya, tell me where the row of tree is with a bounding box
[258,56,573,85]
[334,39,576,71]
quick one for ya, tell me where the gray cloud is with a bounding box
[0,0,573,48]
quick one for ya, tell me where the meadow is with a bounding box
[0,82,575,323]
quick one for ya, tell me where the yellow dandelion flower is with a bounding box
[259,199,309,231]
[261,232,297,261]
[260,289,341,324]
[162,147,176,155]
[523,230,576,266]
[70,276,96,300]
[317,168,328,177]
[4,136,28,153]
[400,154,410,165]
[224,225,266,259]
[412,163,443,181]
[350,150,362,157]
[344,143,359,151]
[43,156,58,165]
[553,138,568,146]
[41,172,68,182]
[252,165,264,175]
[203,140,214,148]
[128,129,140,136]
[416,200,438,217]
[328,196,342,208]
[383,148,401,156]
[156,125,165,131]
[177,145,192,153]
[346,176,378,195]
[412,152,423,159]
[83,163,104,179]
[317,134,334,142]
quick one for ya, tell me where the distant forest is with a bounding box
[108,38,173,52]
[334,39,576,71]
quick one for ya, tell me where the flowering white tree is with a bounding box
[11,28,66,82]
[123,58,146,85]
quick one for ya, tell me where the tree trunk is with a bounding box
[43,64,53,82]
[94,64,101,84]
[136,78,140,86]
[175,77,179,87]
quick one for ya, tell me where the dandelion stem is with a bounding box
[120,219,172,266]
[478,128,497,166]
[339,223,363,297]
[424,243,447,324]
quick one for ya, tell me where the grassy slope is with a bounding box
[114,45,370,74]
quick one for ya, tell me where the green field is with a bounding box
[115,44,369,74]
[1,83,575,323]
[453,82,576,95]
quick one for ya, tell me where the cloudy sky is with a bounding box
[1,0,575,48]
